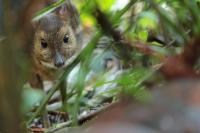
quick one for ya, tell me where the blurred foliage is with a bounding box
[22,84,44,113]
[22,0,200,129]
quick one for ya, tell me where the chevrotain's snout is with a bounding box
[54,51,65,68]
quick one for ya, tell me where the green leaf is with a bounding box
[137,11,158,29]
[32,0,66,21]
[80,13,96,27]
[21,85,44,113]
[96,0,116,12]
[138,30,148,41]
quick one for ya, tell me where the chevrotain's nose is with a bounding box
[54,51,65,68]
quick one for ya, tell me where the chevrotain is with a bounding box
[29,0,81,88]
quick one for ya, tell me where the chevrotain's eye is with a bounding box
[63,35,69,43]
[41,39,48,48]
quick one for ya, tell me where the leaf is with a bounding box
[80,13,96,27]
[138,30,148,41]
[21,84,44,113]
[96,0,116,12]
[137,11,158,29]
[32,0,66,21]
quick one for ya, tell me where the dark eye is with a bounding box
[41,39,48,48]
[63,35,69,43]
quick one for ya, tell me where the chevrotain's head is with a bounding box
[33,2,80,69]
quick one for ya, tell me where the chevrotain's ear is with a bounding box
[30,0,53,30]
[31,19,39,29]
[56,0,80,31]
[31,17,43,30]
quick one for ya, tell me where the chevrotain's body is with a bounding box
[29,0,81,88]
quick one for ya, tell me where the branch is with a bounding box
[47,102,116,133]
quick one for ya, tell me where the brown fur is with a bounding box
[29,1,81,88]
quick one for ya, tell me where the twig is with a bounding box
[28,127,47,132]
[47,102,116,133]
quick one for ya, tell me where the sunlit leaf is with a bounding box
[80,13,96,27]
[96,0,116,12]
[138,30,148,41]
[137,11,158,29]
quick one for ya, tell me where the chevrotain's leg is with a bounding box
[60,81,67,111]
[29,73,43,89]
[29,73,51,128]
[42,109,51,128]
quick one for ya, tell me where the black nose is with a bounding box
[55,60,64,67]
[54,52,65,68]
